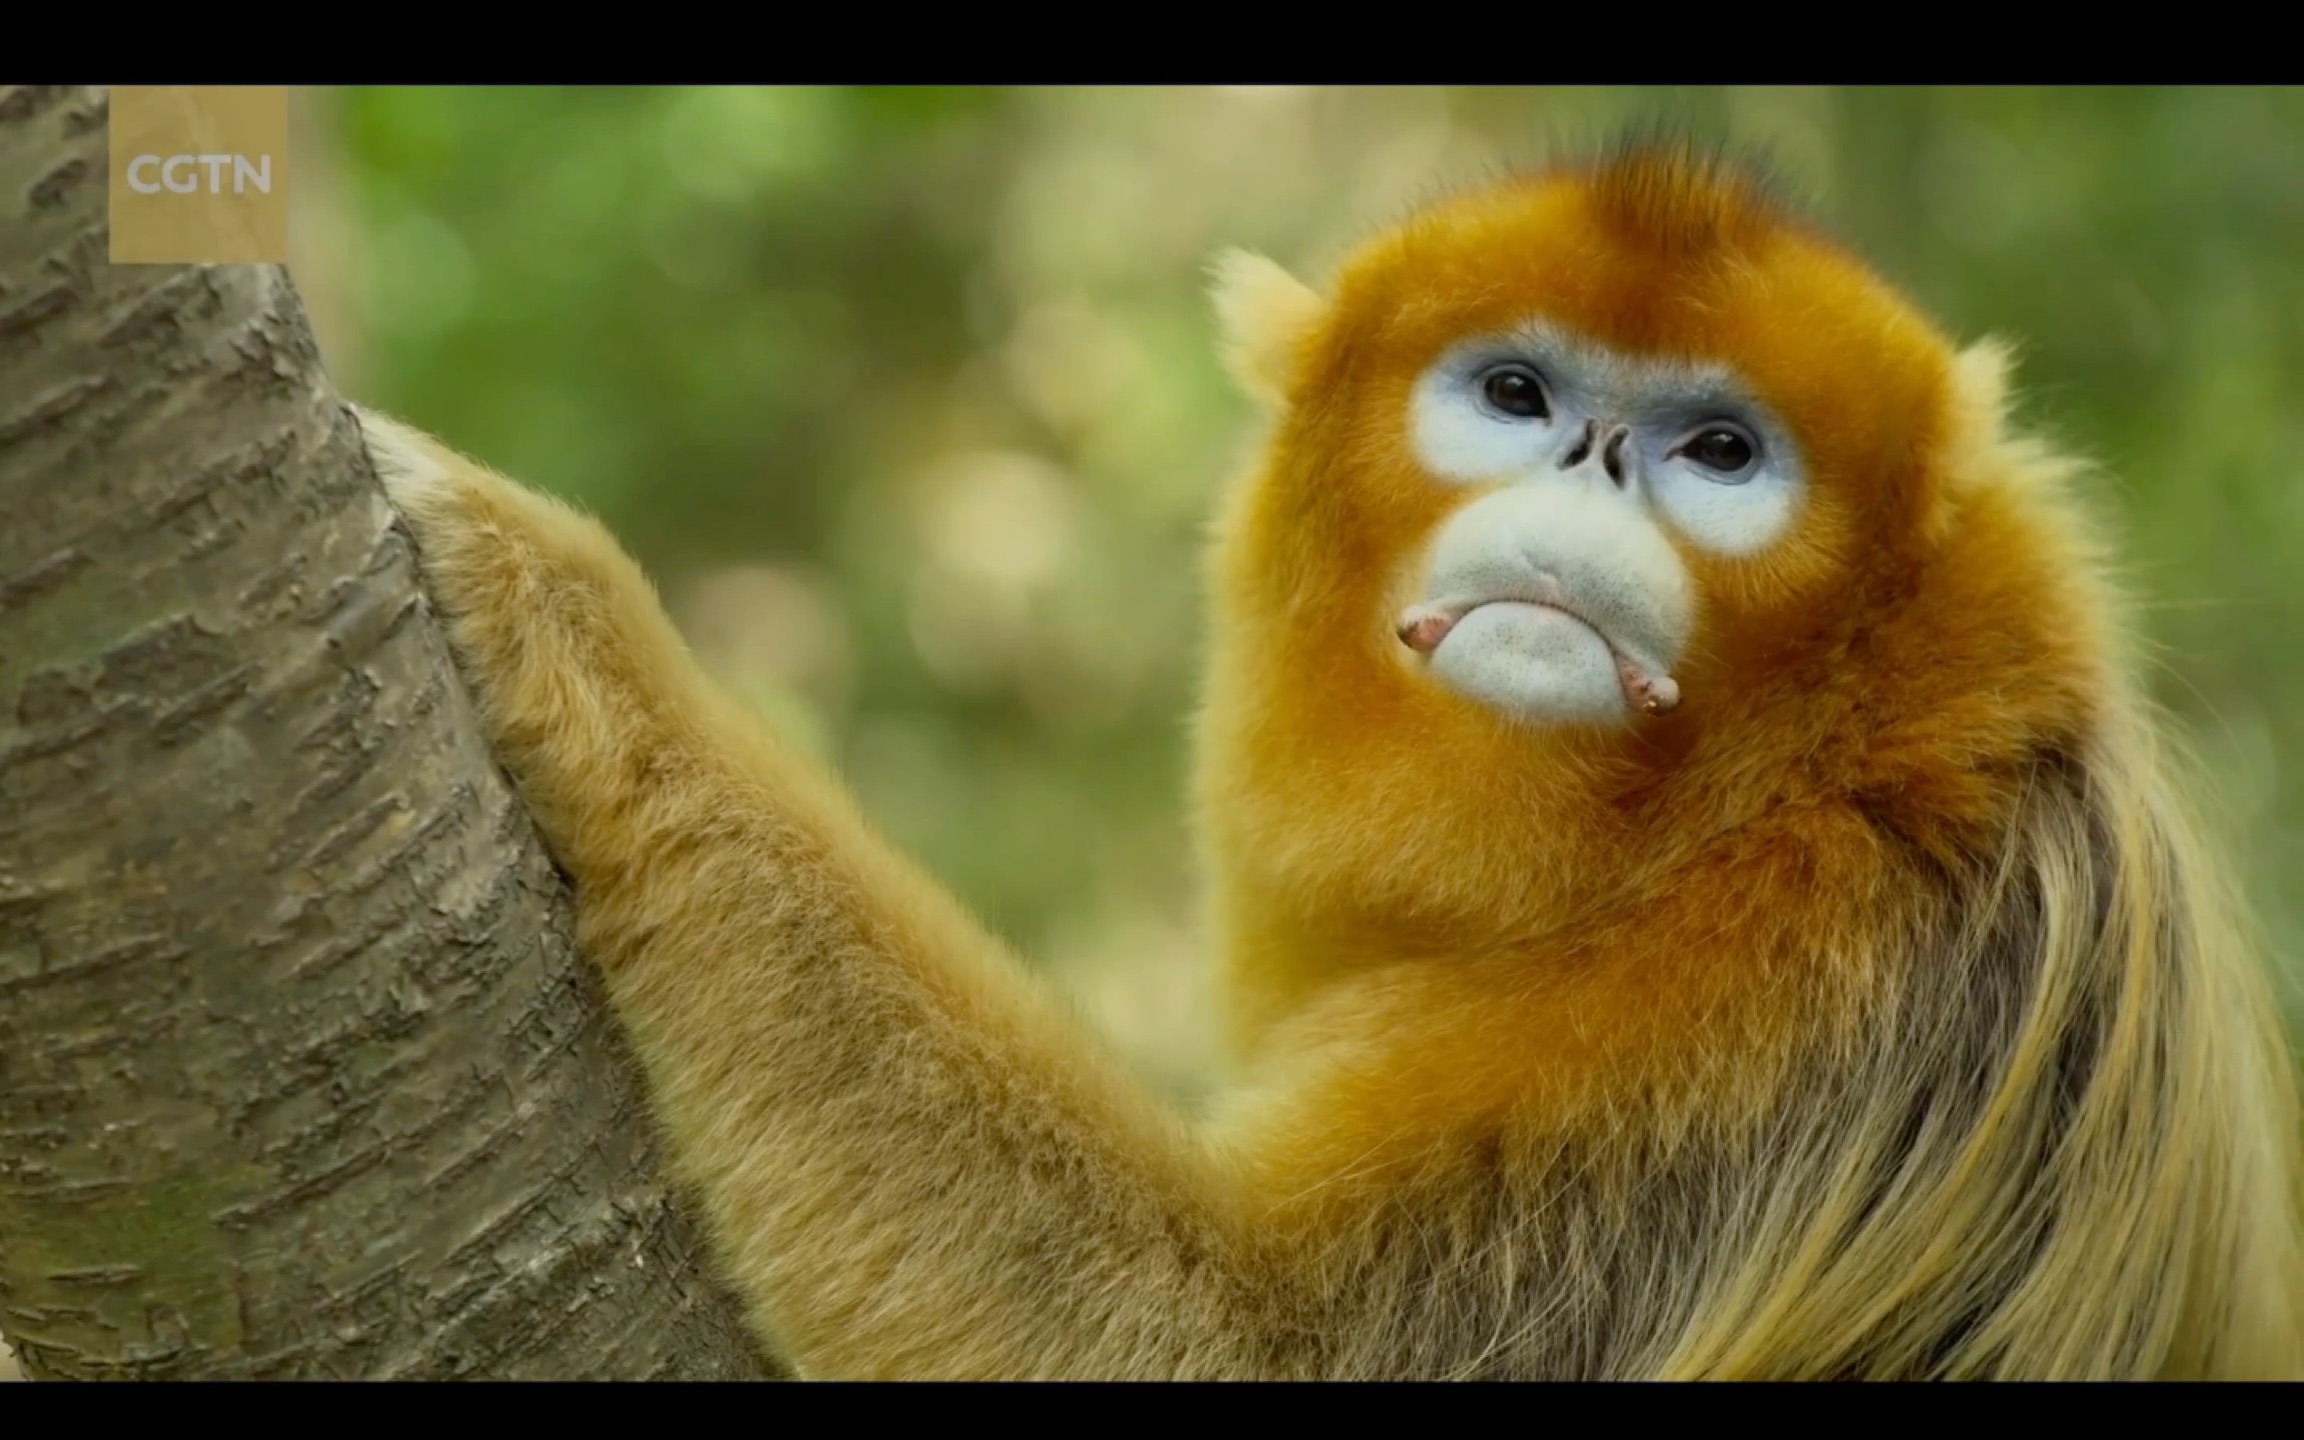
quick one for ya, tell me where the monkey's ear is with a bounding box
[1926,339,2022,545]
[1932,336,2084,540]
[1948,337,2018,434]
[1208,249,1325,409]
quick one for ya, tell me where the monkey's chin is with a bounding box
[1426,602,1632,725]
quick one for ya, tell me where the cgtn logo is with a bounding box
[109,88,289,263]
[124,153,274,195]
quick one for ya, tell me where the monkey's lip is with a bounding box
[1396,593,1681,717]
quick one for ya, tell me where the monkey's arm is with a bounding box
[361,413,1271,1379]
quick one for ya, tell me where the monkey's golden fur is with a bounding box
[368,143,2304,1379]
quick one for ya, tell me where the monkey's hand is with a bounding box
[359,408,715,878]
[357,408,1261,1378]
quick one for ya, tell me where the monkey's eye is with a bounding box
[1476,364,1550,421]
[1676,426,1757,477]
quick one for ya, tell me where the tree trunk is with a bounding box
[0,85,776,1380]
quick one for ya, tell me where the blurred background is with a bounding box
[287,86,2304,1105]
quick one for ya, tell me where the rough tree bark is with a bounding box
[0,85,776,1379]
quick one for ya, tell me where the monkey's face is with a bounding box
[1397,328,1798,723]
[1247,167,1952,749]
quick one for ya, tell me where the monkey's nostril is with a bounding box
[1561,419,1596,470]
[1601,426,1631,487]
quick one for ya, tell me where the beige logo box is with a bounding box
[109,86,288,264]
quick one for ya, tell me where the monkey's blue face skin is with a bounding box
[1412,325,1809,556]
[1399,326,1808,725]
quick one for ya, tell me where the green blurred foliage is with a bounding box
[303,87,2304,1093]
